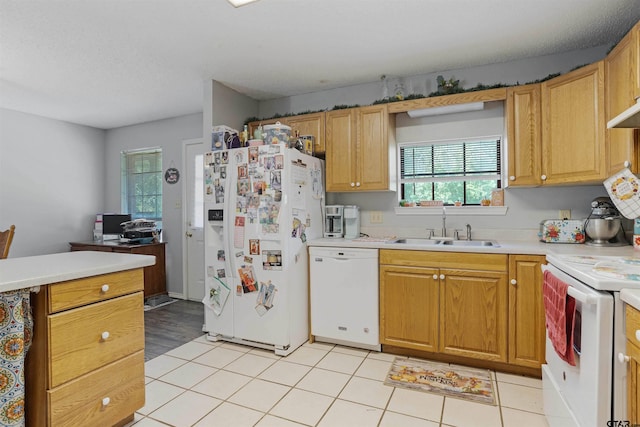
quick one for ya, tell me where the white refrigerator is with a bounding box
[202,143,324,356]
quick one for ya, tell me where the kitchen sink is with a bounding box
[441,240,499,247]
[389,238,442,245]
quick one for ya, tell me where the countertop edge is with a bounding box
[307,238,637,257]
[0,251,156,293]
[622,289,640,311]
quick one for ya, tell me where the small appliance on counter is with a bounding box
[324,205,344,238]
[585,196,628,246]
[539,219,586,243]
[343,205,360,239]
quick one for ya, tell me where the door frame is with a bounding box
[181,137,204,300]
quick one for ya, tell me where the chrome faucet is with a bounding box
[441,207,447,238]
[466,224,472,241]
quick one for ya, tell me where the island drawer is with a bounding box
[48,350,145,427]
[48,269,143,313]
[48,292,144,387]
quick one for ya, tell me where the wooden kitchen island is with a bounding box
[69,240,167,299]
[0,251,155,427]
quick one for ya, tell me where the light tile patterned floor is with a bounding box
[127,336,549,427]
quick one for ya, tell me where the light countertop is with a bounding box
[0,251,156,293]
[622,289,640,311]
[308,237,638,257]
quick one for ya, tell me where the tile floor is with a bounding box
[127,336,549,427]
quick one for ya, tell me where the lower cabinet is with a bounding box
[379,250,546,371]
[26,269,145,427]
[508,255,546,368]
[625,305,640,424]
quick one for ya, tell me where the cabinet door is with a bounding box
[439,269,508,362]
[508,255,545,368]
[326,109,357,191]
[506,84,542,186]
[379,265,439,352]
[357,105,391,191]
[606,28,639,174]
[287,112,326,156]
[628,340,640,425]
[541,61,607,184]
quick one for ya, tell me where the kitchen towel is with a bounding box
[543,270,577,366]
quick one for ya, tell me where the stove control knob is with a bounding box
[619,352,630,363]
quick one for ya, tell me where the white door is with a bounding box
[184,139,205,301]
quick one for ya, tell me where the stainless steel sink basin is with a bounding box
[441,240,499,247]
[390,238,442,245]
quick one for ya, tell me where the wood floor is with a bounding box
[144,299,204,361]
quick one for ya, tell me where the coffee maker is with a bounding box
[585,196,628,246]
[324,205,344,238]
[343,205,360,239]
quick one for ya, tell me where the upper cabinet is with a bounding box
[541,61,607,185]
[286,112,326,156]
[325,104,396,192]
[606,21,639,174]
[506,84,542,186]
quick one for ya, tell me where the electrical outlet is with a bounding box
[370,211,383,224]
[559,209,571,219]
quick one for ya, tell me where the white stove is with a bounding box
[543,252,640,427]
[546,253,640,291]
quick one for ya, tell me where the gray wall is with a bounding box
[104,113,202,295]
[0,108,106,257]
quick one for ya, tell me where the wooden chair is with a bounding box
[0,225,15,259]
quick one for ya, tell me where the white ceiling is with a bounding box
[1,0,639,130]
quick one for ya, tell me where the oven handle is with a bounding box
[541,264,598,306]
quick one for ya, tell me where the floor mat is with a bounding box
[384,357,495,405]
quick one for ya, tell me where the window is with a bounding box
[121,148,163,224]
[398,137,501,205]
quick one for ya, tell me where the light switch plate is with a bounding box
[370,211,383,223]
[559,209,571,219]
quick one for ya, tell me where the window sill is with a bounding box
[394,206,508,216]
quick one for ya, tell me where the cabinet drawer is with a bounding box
[49,292,144,387]
[48,350,145,427]
[627,305,640,345]
[48,269,143,313]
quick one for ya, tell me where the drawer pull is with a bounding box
[102,397,110,407]
[635,330,640,342]
[101,331,110,341]
[101,284,110,293]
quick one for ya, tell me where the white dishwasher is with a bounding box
[309,247,380,351]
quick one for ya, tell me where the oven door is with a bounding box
[542,264,614,427]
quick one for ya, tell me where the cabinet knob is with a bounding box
[433,274,438,280]
[509,176,515,181]
[101,284,110,293]
[101,331,110,341]
[618,352,630,363]
[510,279,517,285]
[541,175,547,181]
[635,330,640,342]
[350,182,355,187]
[625,161,631,168]
[356,182,361,187]
[439,274,445,280]
[102,397,111,407]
